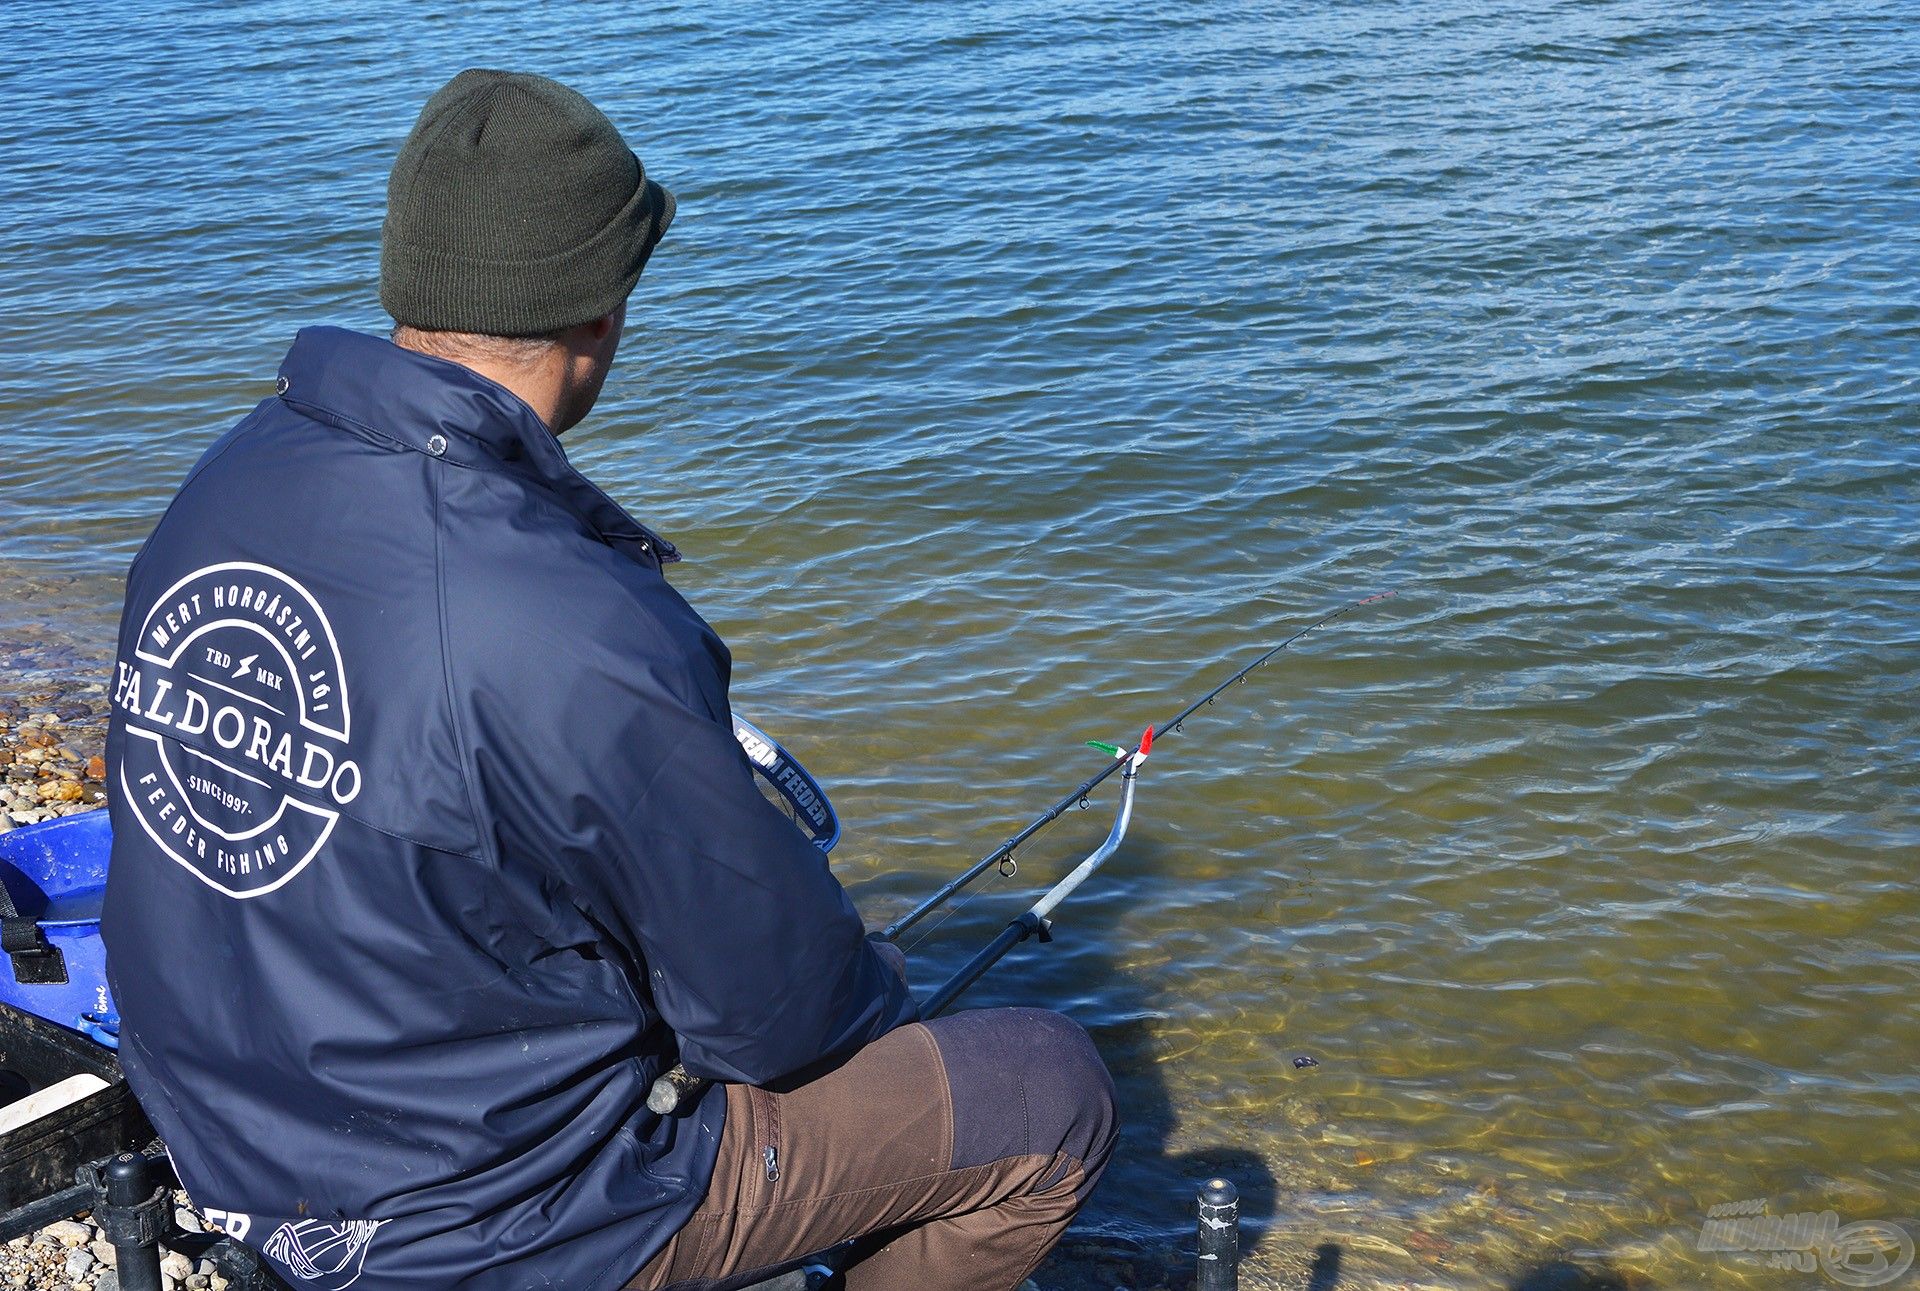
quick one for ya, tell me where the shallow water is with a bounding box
[3,2,1917,1286]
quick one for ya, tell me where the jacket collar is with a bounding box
[276,326,681,567]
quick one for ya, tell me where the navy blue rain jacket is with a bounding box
[100,327,915,1291]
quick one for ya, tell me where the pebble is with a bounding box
[0,1186,230,1291]
[0,673,108,836]
[1293,1054,1319,1068]
[43,1220,91,1249]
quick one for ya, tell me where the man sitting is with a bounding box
[102,69,1115,1291]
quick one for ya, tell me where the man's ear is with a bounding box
[564,310,621,361]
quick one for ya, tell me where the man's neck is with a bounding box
[392,328,574,432]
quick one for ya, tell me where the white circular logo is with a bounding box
[115,563,358,899]
[1824,1220,1916,1288]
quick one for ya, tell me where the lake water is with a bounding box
[2,2,1916,1287]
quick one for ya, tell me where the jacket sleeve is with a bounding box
[465,565,916,1088]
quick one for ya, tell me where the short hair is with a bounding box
[391,324,569,367]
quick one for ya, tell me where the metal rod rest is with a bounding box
[919,761,1138,1020]
[99,1152,165,1291]
[1196,1177,1240,1291]
[652,591,1396,1115]
[881,757,1128,941]
[654,761,1142,1112]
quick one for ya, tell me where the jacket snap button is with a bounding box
[274,376,289,395]
[426,434,447,456]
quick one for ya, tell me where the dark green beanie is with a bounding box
[380,69,676,335]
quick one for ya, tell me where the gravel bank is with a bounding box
[0,639,110,834]
[0,1198,227,1291]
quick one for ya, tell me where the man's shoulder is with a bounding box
[444,480,697,624]
[438,486,725,707]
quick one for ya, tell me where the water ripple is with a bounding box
[4,1,1918,1284]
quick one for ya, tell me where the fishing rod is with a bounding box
[919,729,1146,1018]
[649,736,1150,1114]
[881,589,1396,941]
[648,591,1393,1115]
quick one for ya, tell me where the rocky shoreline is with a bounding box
[1,1201,227,1291]
[1,656,120,1290]
[0,652,111,835]
[0,1222,1182,1291]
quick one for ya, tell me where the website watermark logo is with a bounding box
[1699,1200,1913,1286]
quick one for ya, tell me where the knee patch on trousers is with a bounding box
[925,1007,1119,1193]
